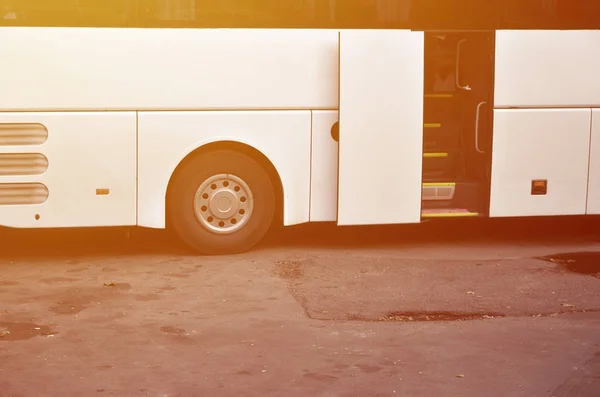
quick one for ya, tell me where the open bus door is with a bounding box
[337,30,425,226]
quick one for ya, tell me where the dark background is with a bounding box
[1,0,599,29]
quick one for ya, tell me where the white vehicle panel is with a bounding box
[495,30,600,108]
[137,111,311,228]
[310,111,339,222]
[489,109,591,217]
[586,109,600,214]
[0,112,136,227]
[0,27,339,111]
[337,30,424,225]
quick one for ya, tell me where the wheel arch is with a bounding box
[166,140,285,225]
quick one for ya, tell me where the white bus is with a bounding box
[0,1,599,254]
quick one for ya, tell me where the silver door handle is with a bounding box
[456,39,471,91]
[475,101,487,154]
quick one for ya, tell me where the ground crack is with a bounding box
[346,309,600,323]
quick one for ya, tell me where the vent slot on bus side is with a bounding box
[0,153,49,176]
[0,123,48,146]
[0,183,49,205]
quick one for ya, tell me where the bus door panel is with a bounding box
[337,30,424,226]
[586,109,600,214]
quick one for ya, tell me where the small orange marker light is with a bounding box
[96,189,110,196]
[531,180,547,195]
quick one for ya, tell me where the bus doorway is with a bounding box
[421,30,496,218]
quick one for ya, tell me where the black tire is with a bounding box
[167,149,275,255]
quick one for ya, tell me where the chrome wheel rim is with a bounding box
[193,174,254,235]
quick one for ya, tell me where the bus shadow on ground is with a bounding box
[0,216,597,260]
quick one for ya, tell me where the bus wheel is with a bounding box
[168,149,275,255]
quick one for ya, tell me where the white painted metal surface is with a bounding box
[337,30,424,226]
[495,30,600,108]
[2,27,599,234]
[0,113,136,227]
[586,109,600,214]
[310,111,339,222]
[137,111,312,228]
[489,109,592,217]
[0,27,339,111]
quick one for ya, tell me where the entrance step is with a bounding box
[424,93,453,99]
[422,182,455,201]
[421,181,482,212]
[424,92,455,122]
[423,152,457,181]
[421,208,479,218]
[423,152,448,158]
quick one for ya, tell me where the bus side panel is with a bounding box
[310,110,339,222]
[495,30,600,108]
[489,109,591,217]
[337,30,424,226]
[586,109,600,214]
[0,27,338,112]
[137,111,311,229]
[0,112,136,227]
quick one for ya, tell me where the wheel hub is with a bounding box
[193,174,254,235]
[209,189,238,219]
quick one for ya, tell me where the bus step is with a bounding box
[421,208,479,218]
[423,152,448,158]
[424,93,453,99]
[422,182,455,201]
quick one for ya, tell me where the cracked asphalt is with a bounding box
[1,216,600,396]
